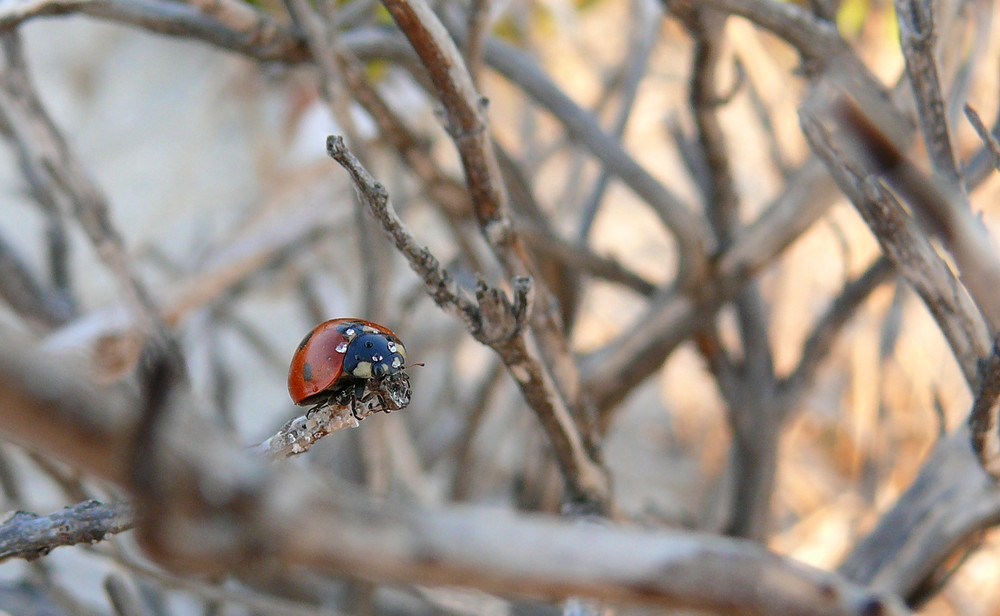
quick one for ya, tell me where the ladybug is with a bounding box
[288,318,407,418]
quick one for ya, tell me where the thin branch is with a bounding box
[380,0,605,462]
[0,0,309,62]
[104,574,154,616]
[801,107,989,385]
[380,0,518,266]
[0,4,711,288]
[284,0,369,158]
[476,34,709,286]
[830,97,1000,336]
[463,0,490,86]
[251,375,411,459]
[577,0,661,240]
[686,8,739,242]
[0,501,135,563]
[182,0,279,40]
[0,31,172,348]
[0,230,73,327]
[740,56,789,178]
[894,0,962,188]
[963,78,1000,188]
[495,142,584,327]
[969,340,1000,480]
[327,135,610,509]
[518,226,657,297]
[964,104,1000,177]
[45,216,75,314]
[680,5,785,542]
[583,155,838,412]
[780,256,897,407]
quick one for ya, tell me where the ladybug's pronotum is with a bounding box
[288,318,410,418]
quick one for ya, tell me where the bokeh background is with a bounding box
[3,0,1000,614]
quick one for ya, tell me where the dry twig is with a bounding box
[0,501,135,563]
[0,337,910,616]
[326,135,610,509]
[894,0,961,188]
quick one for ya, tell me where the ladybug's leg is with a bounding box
[350,380,367,420]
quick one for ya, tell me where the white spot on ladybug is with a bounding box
[352,361,372,378]
[345,328,356,338]
[391,357,402,369]
[335,341,348,353]
[387,342,397,353]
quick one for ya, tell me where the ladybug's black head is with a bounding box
[343,332,406,380]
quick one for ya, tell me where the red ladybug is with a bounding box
[288,318,407,416]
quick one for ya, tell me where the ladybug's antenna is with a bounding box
[406,362,425,370]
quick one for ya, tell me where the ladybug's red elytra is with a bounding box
[288,318,408,417]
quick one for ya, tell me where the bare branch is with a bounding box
[780,256,897,407]
[964,104,1000,178]
[830,97,1000,336]
[478,35,710,286]
[0,231,73,327]
[692,0,906,139]
[463,0,489,86]
[378,1,607,468]
[0,31,171,347]
[326,136,610,509]
[583,156,839,411]
[0,5,712,289]
[0,0,309,62]
[251,374,411,460]
[104,574,154,616]
[894,0,962,188]
[0,335,910,615]
[518,226,657,297]
[801,107,990,384]
[578,0,661,240]
[0,501,135,563]
[379,0,516,261]
[839,426,1000,600]
[969,341,1000,480]
[685,8,739,242]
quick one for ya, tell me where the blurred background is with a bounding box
[2,0,1000,614]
